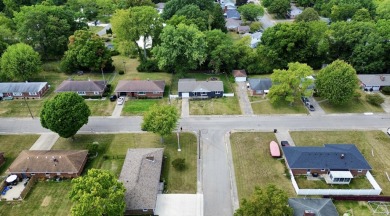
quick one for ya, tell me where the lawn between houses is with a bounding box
[250,98,308,115]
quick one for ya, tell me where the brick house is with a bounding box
[0,82,49,99]
[114,80,165,99]
[55,80,107,97]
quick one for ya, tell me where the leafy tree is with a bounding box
[175,4,208,31]
[295,7,320,22]
[40,92,91,139]
[161,0,214,20]
[116,0,154,8]
[267,0,290,17]
[13,4,78,59]
[208,3,228,32]
[204,29,235,72]
[315,60,359,105]
[268,62,314,105]
[249,21,262,32]
[69,169,126,216]
[296,0,315,7]
[111,6,162,61]
[0,43,41,81]
[262,0,272,7]
[96,0,116,18]
[352,8,371,21]
[319,0,376,21]
[238,4,264,21]
[60,30,113,73]
[66,0,99,21]
[153,24,206,74]
[0,13,15,55]
[376,0,390,20]
[366,93,384,106]
[234,185,293,216]
[376,19,390,72]
[141,104,179,142]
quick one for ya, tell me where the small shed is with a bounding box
[270,141,281,158]
[232,70,247,82]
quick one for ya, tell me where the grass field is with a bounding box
[251,98,308,114]
[230,132,295,201]
[334,200,372,216]
[189,97,241,115]
[121,98,181,116]
[0,181,73,216]
[52,132,197,193]
[0,135,40,175]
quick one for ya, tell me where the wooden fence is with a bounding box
[20,176,37,200]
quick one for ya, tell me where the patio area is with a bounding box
[1,178,28,201]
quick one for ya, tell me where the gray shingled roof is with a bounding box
[0,82,47,93]
[225,18,241,29]
[55,80,106,92]
[358,74,390,86]
[114,80,165,92]
[283,144,372,170]
[119,148,164,211]
[178,79,223,92]
[248,78,272,91]
[226,9,240,19]
[288,198,338,216]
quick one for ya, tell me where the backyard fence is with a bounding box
[20,176,37,200]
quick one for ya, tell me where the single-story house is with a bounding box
[237,25,250,34]
[225,18,242,31]
[0,82,49,99]
[8,150,88,179]
[119,148,164,215]
[288,198,338,216]
[358,74,390,91]
[178,79,224,99]
[283,144,372,184]
[55,80,107,97]
[156,2,165,14]
[225,9,240,19]
[243,32,263,48]
[247,78,272,95]
[114,80,165,99]
[288,5,303,19]
[0,152,5,167]
[232,70,247,82]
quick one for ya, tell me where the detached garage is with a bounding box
[232,70,247,82]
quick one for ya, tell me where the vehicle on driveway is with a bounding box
[117,96,125,105]
[309,104,315,111]
[109,95,117,102]
[281,141,290,147]
[301,96,309,104]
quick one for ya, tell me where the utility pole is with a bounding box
[24,97,34,119]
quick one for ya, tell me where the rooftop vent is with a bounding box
[380,75,385,81]
[340,153,345,159]
[304,210,315,216]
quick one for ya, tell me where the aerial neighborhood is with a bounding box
[0,0,390,215]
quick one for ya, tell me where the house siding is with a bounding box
[179,91,224,99]
[121,92,163,99]
[292,169,368,177]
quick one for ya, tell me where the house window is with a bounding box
[13,92,22,96]
[77,91,86,95]
[142,209,148,212]
[215,91,221,94]
[93,91,100,95]
[321,169,325,171]
[138,92,146,95]
[29,92,37,96]
[153,91,160,94]
[358,169,363,172]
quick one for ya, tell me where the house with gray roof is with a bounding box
[114,80,165,99]
[225,9,240,19]
[288,198,338,216]
[237,25,250,34]
[225,18,242,31]
[358,74,390,91]
[0,82,49,99]
[283,144,372,184]
[119,148,164,215]
[248,78,272,95]
[178,79,224,99]
[55,80,106,97]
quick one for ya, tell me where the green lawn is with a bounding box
[121,98,181,116]
[230,132,295,201]
[88,26,104,34]
[295,175,373,189]
[0,135,40,175]
[52,132,197,193]
[0,181,72,216]
[334,201,372,216]
[189,97,241,115]
[85,99,117,116]
[290,131,390,195]
[251,99,308,114]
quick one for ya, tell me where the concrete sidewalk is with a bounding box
[274,130,295,146]
[155,194,203,216]
[30,133,60,150]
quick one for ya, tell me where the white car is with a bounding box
[117,97,125,105]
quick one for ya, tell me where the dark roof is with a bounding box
[226,9,240,19]
[248,78,272,91]
[8,150,88,174]
[0,82,47,93]
[225,18,241,29]
[237,26,250,33]
[119,148,164,211]
[232,70,247,78]
[358,74,390,86]
[178,79,224,92]
[156,2,165,9]
[114,80,165,92]
[283,144,372,170]
[288,198,338,216]
[55,80,106,92]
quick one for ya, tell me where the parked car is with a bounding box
[309,104,315,111]
[109,95,117,102]
[301,96,309,104]
[281,141,290,147]
[117,96,125,105]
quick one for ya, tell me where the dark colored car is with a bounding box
[309,104,315,111]
[281,141,290,147]
[109,95,117,102]
[301,96,309,104]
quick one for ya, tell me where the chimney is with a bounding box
[380,75,385,81]
[304,210,315,216]
[340,153,345,159]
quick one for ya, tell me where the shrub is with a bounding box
[87,142,99,155]
[366,93,384,106]
[381,86,390,95]
[171,158,186,171]
[249,21,262,32]
[136,59,160,72]
[118,70,124,75]
[110,50,120,56]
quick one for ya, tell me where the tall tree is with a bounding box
[161,0,214,20]
[315,60,359,105]
[142,104,179,142]
[238,4,264,21]
[267,0,290,17]
[40,92,91,139]
[174,4,208,31]
[376,0,390,20]
[0,13,15,55]
[0,43,41,81]
[295,7,320,22]
[205,29,235,72]
[352,8,372,22]
[69,169,126,216]
[111,6,162,61]
[234,185,293,216]
[268,62,314,105]
[60,30,113,73]
[13,4,78,59]
[116,0,154,8]
[153,24,207,74]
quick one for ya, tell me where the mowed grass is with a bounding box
[290,131,390,195]
[334,201,372,216]
[295,175,373,189]
[121,98,181,116]
[189,97,241,115]
[85,99,117,116]
[0,181,73,216]
[52,132,197,193]
[230,132,295,201]
[0,135,39,175]
[251,98,308,114]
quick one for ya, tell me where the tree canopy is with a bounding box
[0,43,41,81]
[295,7,320,22]
[69,169,126,216]
[266,0,290,17]
[234,185,293,216]
[237,4,264,21]
[40,92,91,138]
[315,60,359,105]
[161,0,214,20]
